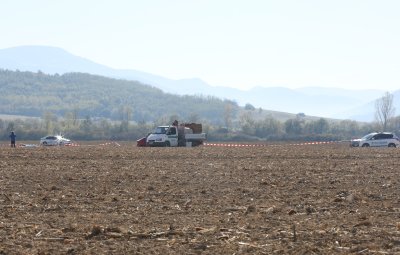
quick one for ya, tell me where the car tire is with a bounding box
[388,143,396,148]
[43,141,47,146]
[361,143,369,147]
[165,141,170,147]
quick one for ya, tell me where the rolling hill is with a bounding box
[0,45,395,120]
[0,69,239,124]
[0,68,332,126]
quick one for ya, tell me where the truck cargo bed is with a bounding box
[185,133,206,140]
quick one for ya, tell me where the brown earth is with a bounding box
[0,143,400,254]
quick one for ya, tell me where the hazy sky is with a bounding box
[1,0,400,90]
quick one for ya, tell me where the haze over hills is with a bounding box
[0,45,395,121]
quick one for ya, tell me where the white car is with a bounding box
[350,132,400,147]
[40,135,71,146]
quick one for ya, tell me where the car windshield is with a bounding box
[154,127,168,134]
[361,133,376,140]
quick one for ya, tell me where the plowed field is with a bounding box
[0,143,400,254]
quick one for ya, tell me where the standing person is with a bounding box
[9,131,16,148]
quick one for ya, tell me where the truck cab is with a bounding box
[146,126,178,147]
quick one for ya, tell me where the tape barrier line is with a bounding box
[2,141,343,148]
[65,142,121,147]
[0,142,121,148]
[204,143,267,147]
[97,142,121,146]
[0,143,37,148]
[203,141,342,147]
[65,143,80,147]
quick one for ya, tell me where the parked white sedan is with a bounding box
[40,135,71,146]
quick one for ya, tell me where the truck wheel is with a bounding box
[192,141,200,147]
[388,143,396,148]
[361,143,369,147]
[165,141,170,147]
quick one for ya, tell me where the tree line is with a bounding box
[0,110,396,142]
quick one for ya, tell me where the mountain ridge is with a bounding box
[0,45,394,121]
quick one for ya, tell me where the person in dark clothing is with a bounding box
[9,131,16,148]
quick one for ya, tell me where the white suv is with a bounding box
[351,132,400,147]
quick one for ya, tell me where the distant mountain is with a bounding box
[295,87,383,102]
[0,46,172,89]
[337,90,400,122]
[0,45,392,120]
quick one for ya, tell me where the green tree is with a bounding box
[6,122,15,132]
[285,119,302,135]
[43,112,56,134]
[305,118,329,134]
[239,112,256,135]
[81,115,92,133]
[223,103,233,129]
[72,108,79,126]
[255,117,282,138]
[244,103,256,111]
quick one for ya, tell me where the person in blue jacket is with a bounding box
[9,131,16,148]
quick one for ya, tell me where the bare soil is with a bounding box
[0,143,399,254]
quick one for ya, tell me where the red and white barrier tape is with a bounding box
[65,142,121,147]
[98,142,121,147]
[290,141,339,146]
[0,143,29,147]
[65,143,80,147]
[204,143,266,147]
[1,141,340,148]
[204,141,341,147]
[0,142,121,148]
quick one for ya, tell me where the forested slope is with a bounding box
[0,69,238,124]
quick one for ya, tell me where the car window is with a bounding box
[374,133,393,140]
[154,127,168,134]
[168,127,177,135]
[362,133,376,140]
[371,134,379,140]
[374,134,390,140]
[382,134,393,139]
